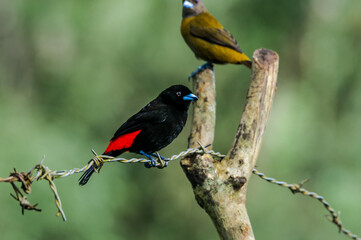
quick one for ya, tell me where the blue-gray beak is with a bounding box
[183,93,198,101]
[183,0,194,8]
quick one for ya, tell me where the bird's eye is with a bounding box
[176,91,182,97]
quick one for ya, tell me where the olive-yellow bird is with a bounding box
[181,0,251,76]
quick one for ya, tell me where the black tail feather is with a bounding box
[79,160,98,186]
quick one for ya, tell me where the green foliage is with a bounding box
[0,0,360,239]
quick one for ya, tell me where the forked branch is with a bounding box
[181,48,279,240]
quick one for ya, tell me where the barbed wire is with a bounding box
[252,169,360,240]
[0,146,225,222]
[0,147,359,240]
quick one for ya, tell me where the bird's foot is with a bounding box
[188,62,214,80]
[140,151,157,168]
[144,160,157,168]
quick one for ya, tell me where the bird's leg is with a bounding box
[189,62,214,79]
[140,150,157,168]
[150,153,165,160]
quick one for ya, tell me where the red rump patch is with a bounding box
[104,130,141,154]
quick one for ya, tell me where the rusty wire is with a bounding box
[0,157,67,221]
[0,147,360,240]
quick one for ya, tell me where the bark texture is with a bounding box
[181,49,279,240]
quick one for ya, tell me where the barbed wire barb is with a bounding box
[34,160,67,221]
[10,182,41,214]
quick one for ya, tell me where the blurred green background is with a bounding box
[1,0,360,239]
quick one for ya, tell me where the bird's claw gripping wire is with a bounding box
[144,160,157,168]
[141,151,168,168]
[189,62,214,80]
[140,151,158,168]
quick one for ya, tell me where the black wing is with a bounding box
[110,100,168,140]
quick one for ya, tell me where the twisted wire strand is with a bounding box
[46,175,66,221]
[50,148,225,179]
[252,169,360,240]
[31,158,67,221]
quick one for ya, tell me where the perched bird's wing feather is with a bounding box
[111,101,167,140]
[190,25,243,53]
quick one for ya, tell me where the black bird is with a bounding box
[79,85,198,185]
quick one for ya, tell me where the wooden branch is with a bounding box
[181,48,279,240]
[188,67,216,149]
